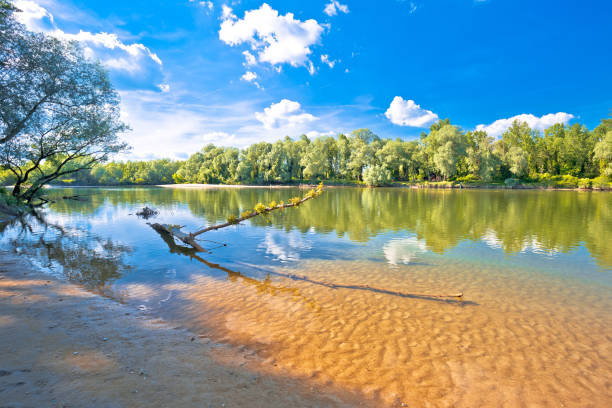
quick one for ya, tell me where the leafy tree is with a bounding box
[377,139,414,180]
[466,130,499,181]
[0,6,128,203]
[429,124,467,180]
[593,130,612,177]
[499,120,537,175]
[347,129,379,181]
[301,138,330,180]
[363,164,392,186]
[506,146,528,178]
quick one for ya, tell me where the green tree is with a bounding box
[429,124,467,180]
[506,146,528,178]
[363,164,392,186]
[466,130,499,181]
[593,130,612,177]
[0,46,127,202]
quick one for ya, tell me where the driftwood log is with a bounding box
[150,223,207,252]
[151,184,324,252]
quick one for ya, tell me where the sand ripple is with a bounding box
[143,258,611,406]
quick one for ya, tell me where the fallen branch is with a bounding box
[149,223,207,252]
[153,183,324,251]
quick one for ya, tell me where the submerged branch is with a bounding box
[151,183,324,251]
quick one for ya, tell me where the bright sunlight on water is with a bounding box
[2,187,611,406]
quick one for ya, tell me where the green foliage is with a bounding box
[454,174,480,183]
[578,178,592,189]
[1,9,128,203]
[506,147,528,177]
[226,214,238,224]
[363,164,392,186]
[593,130,612,177]
[504,178,521,187]
[592,176,612,189]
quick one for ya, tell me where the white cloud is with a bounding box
[13,0,54,31]
[54,30,162,67]
[221,4,233,19]
[383,237,428,266]
[305,130,336,139]
[116,91,339,159]
[320,54,337,68]
[157,83,170,92]
[475,112,575,138]
[14,1,163,83]
[241,71,257,82]
[258,230,312,262]
[323,1,349,17]
[385,96,439,127]
[255,99,317,129]
[242,50,257,65]
[240,71,262,89]
[189,0,213,11]
[202,131,236,144]
[116,90,263,159]
[219,3,324,72]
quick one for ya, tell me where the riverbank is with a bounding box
[155,181,612,191]
[0,252,371,408]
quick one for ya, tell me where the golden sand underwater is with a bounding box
[123,256,612,407]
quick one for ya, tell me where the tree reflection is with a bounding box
[38,187,612,268]
[2,212,132,298]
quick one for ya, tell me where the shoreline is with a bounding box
[0,251,372,408]
[155,182,612,191]
[26,182,610,191]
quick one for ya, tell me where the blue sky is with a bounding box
[14,0,612,159]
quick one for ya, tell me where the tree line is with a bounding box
[3,117,610,188]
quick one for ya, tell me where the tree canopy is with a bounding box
[0,1,128,204]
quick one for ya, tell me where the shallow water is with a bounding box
[2,187,611,406]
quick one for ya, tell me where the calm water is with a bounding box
[2,187,611,406]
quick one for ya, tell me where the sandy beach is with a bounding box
[0,252,371,408]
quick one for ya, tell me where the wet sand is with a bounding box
[0,253,370,408]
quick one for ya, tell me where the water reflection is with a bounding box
[43,187,612,269]
[258,230,313,262]
[383,237,428,265]
[150,223,318,306]
[1,213,132,299]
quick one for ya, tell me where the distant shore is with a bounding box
[155,182,612,191]
[3,181,611,192]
